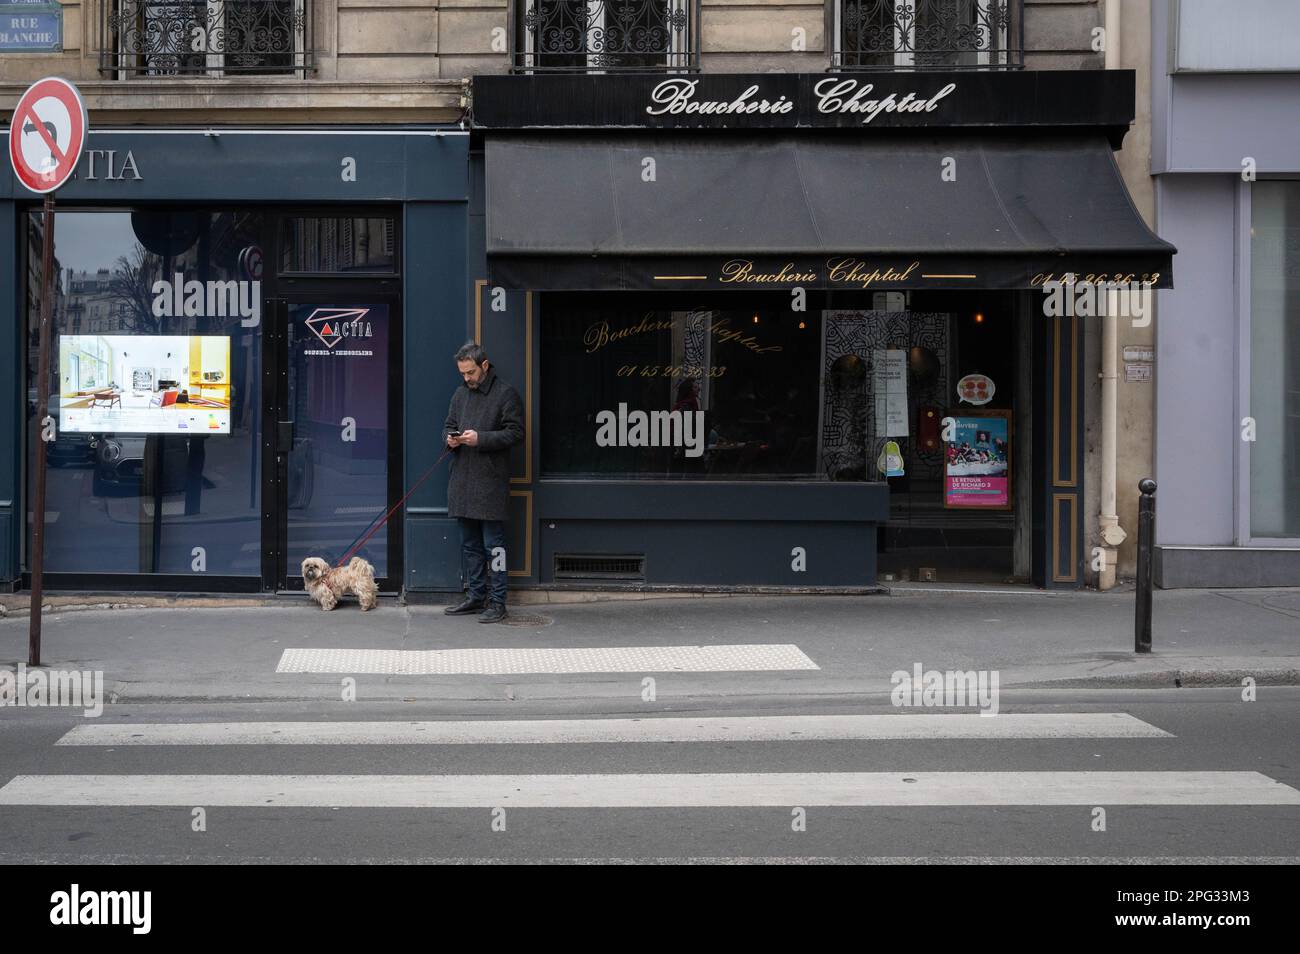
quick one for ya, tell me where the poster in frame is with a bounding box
[943,409,1012,510]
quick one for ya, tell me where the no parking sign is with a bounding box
[8,76,87,193]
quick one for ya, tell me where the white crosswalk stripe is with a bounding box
[2,771,1297,807]
[275,644,820,674]
[6,711,1299,817]
[57,712,1173,746]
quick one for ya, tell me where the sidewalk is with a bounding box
[1,585,1297,703]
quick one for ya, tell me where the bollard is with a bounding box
[1134,478,1156,653]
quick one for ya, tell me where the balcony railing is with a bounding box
[833,0,1023,70]
[511,0,700,73]
[98,0,313,77]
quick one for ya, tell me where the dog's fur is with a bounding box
[302,556,378,611]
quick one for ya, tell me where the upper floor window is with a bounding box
[512,0,699,72]
[832,0,1023,70]
[1175,0,1300,72]
[99,0,314,77]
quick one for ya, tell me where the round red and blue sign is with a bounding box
[8,77,88,194]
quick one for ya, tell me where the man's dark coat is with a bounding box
[443,368,525,521]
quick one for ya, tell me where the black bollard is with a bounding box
[1135,478,1157,653]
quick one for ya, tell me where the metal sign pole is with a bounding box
[29,191,56,667]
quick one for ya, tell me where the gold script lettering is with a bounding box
[826,258,920,289]
[718,259,818,285]
[583,313,677,353]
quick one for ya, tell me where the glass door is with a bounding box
[265,294,401,590]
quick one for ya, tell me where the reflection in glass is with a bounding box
[1249,181,1300,538]
[26,210,263,575]
[280,217,396,273]
[542,302,822,479]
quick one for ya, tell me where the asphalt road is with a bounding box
[1,690,1296,864]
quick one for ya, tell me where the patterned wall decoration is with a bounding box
[673,310,713,410]
[819,310,952,481]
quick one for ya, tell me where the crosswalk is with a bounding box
[3,711,1299,810]
[3,639,1298,860]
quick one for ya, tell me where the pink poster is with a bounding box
[943,413,1011,509]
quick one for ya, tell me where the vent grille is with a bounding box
[554,554,646,581]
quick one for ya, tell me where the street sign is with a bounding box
[9,77,88,666]
[8,76,87,193]
[0,3,63,52]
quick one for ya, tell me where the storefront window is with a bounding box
[540,292,1018,504]
[280,217,396,273]
[542,298,822,478]
[25,209,264,575]
[1249,181,1300,539]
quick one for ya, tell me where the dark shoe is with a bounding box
[444,597,485,616]
[478,602,507,624]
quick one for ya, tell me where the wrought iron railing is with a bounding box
[833,0,1023,70]
[99,0,313,76]
[511,0,700,72]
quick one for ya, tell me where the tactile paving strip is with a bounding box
[275,644,819,675]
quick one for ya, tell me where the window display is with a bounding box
[58,334,232,434]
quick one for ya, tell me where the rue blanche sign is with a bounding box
[471,71,1137,141]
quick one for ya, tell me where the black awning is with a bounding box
[485,134,1174,291]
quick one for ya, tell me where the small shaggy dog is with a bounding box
[301,556,378,611]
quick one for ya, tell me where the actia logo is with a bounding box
[304,307,372,349]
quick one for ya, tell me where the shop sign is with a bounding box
[0,2,61,52]
[472,70,1138,141]
[646,77,956,125]
[944,411,1012,510]
[302,307,375,357]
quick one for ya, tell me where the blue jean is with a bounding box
[459,518,507,605]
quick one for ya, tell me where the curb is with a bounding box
[1019,668,1300,689]
[1,587,894,616]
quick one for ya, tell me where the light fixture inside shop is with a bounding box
[974,312,985,324]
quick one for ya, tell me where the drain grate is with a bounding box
[554,554,646,581]
[498,613,553,627]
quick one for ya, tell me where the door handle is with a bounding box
[277,421,294,454]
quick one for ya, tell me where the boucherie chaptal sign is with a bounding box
[644,77,955,124]
[470,71,1138,140]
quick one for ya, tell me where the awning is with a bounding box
[485,134,1174,291]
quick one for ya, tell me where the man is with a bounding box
[443,342,525,623]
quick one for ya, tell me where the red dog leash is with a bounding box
[334,447,454,567]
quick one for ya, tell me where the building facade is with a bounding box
[1149,0,1300,587]
[2,0,1180,595]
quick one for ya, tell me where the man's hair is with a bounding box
[454,341,488,365]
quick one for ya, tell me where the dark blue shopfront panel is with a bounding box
[404,200,471,592]
[0,130,468,202]
[0,128,470,591]
[537,481,888,587]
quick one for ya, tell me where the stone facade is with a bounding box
[2,0,1105,123]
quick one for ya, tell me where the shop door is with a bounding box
[264,295,401,591]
